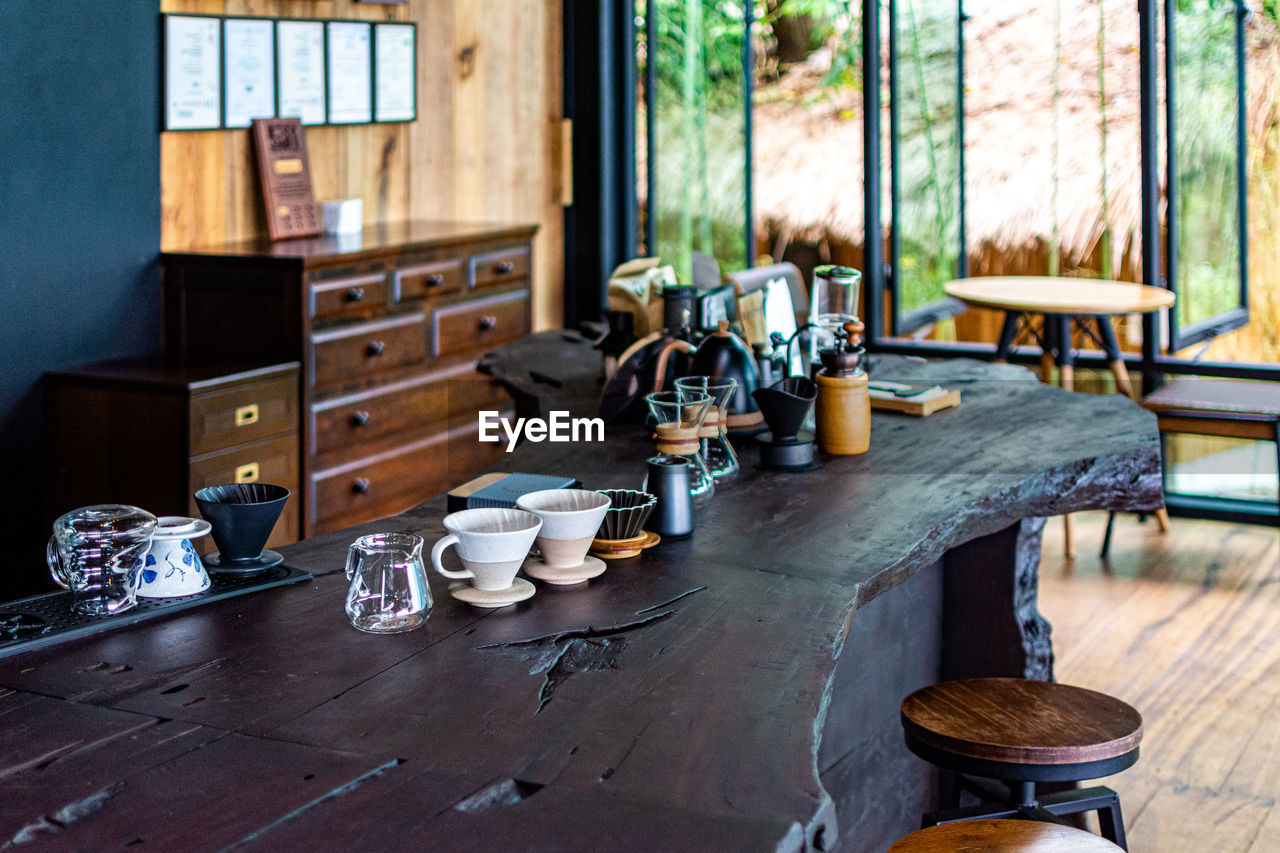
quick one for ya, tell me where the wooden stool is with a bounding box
[888,819,1123,852]
[900,678,1142,850]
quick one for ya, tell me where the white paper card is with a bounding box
[277,20,326,126]
[223,18,275,129]
[327,22,373,125]
[165,16,221,130]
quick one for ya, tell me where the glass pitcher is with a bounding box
[47,505,157,616]
[344,532,431,634]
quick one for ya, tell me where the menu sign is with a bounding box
[374,23,416,122]
[277,20,326,126]
[252,118,320,240]
[327,22,373,125]
[165,15,221,130]
[223,18,276,129]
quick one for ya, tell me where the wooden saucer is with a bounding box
[522,555,606,585]
[449,577,535,608]
[591,530,661,560]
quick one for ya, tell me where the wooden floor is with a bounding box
[1039,511,1280,853]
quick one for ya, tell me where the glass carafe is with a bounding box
[47,505,157,616]
[345,533,431,634]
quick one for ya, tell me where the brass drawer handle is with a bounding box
[478,315,498,332]
[366,340,386,356]
[351,410,371,427]
[352,477,372,494]
[345,286,366,303]
[234,403,260,427]
[234,462,260,484]
[426,274,445,287]
[495,261,515,275]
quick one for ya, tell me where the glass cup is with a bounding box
[645,390,715,497]
[47,505,157,616]
[345,532,431,634]
[675,376,740,478]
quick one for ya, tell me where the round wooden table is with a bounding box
[943,276,1174,398]
[945,277,1175,556]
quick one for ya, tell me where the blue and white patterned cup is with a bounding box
[138,517,213,599]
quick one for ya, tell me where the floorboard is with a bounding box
[1039,511,1280,853]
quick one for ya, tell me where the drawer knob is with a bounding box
[345,286,366,303]
[495,261,515,275]
[366,340,386,356]
[352,477,372,494]
[351,410,371,427]
[426,274,445,287]
[234,462,260,484]
[478,315,499,332]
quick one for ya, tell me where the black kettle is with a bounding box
[653,321,763,432]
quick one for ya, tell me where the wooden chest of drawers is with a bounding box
[162,220,536,535]
[44,361,302,551]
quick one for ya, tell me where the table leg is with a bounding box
[1093,315,1135,399]
[1039,316,1057,385]
[994,312,1020,363]
[1054,315,1075,393]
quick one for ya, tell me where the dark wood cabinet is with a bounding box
[45,361,302,552]
[161,220,536,535]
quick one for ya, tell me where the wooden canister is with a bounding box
[814,372,870,455]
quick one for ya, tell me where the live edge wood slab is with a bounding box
[0,334,1160,853]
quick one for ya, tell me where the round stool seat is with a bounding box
[888,819,1123,852]
[901,679,1142,781]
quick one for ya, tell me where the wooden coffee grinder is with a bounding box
[814,320,870,455]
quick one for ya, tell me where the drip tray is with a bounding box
[0,565,311,660]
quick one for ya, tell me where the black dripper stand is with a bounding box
[194,483,291,573]
[752,377,819,471]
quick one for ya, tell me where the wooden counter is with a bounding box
[0,338,1161,852]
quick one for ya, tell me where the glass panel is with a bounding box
[646,0,748,281]
[1169,0,1242,336]
[891,0,960,321]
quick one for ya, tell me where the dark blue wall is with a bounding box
[0,4,161,594]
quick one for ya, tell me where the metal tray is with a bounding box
[0,565,311,660]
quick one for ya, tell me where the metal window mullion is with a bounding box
[645,1,657,257]
[887,0,901,338]
[1164,0,1180,352]
[863,0,885,345]
[1139,0,1162,393]
[1236,0,1249,316]
[743,0,755,268]
[957,0,968,279]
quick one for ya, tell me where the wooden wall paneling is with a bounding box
[161,133,230,251]
[450,0,487,222]
[161,0,565,325]
[409,0,457,218]
[535,0,565,331]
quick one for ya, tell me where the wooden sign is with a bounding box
[251,118,320,240]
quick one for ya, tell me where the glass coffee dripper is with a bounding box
[645,390,714,498]
[674,376,739,478]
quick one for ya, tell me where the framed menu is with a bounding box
[252,118,320,240]
[326,21,373,125]
[164,15,221,131]
[277,19,326,125]
[374,23,416,123]
[223,18,275,129]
